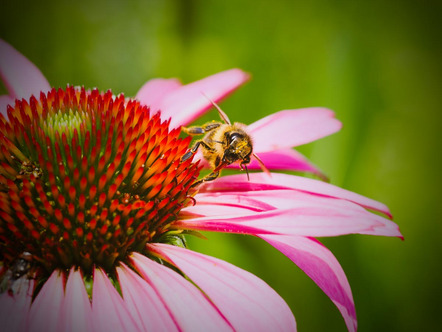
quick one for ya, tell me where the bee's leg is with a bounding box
[202,170,221,182]
[182,140,214,162]
[181,123,221,136]
[191,170,220,188]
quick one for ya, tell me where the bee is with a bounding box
[0,252,33,296]
[181,96,268,187]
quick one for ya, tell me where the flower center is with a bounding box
[44,109,86,142]
[0,86,200,282]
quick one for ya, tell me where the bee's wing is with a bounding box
[253,153,271,176]
[201,91,232,125]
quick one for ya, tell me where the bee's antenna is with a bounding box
[200,91,232,125]
[253,153,271,176]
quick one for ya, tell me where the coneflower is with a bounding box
[0,84,201,275]
[0,39,402,332]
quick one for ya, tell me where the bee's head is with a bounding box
[223,131,252,165]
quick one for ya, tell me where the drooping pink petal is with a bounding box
[131,252,233,331]
[27,270,65,332]
[91,268,141,332]
[0,95,15,116]
[259,234,357,332]
[248,108,342,151]
[61,268,93,332]
[199,172,393,218]
[116,263,178,331]
[148,68,250,128]
[150,243,297,332]
[135,78,182,111]
[0,39,51,101]
[0,279,33,332]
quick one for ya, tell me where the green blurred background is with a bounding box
[1,0,441,330]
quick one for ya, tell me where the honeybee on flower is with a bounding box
[181,95,269,186]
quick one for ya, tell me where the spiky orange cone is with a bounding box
[0,86,200,286]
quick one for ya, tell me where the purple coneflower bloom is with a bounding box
[0,39,401,332]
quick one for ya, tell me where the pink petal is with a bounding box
[92,268,141,332]
[150,243,297,332]
[230,149,328,180]
[183,191,276,216]
[248,108,342,151]
[117,263,178,331]
[0,279,33,332]
[153,68,250,128]
[259,234,357,332]
[192,147,327,180]
[200,172,393,218]
[135,78,182,111]
[0,95,14,117]
[27,270,65,332]
[187,187,400,238]
[131,252,233,331]
[0,39,51,100]
[61,268,93,332]
[178,189,401,238]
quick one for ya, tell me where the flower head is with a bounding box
[0,39,401,332]
[0,85,200,277]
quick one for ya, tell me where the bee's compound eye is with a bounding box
[229,132,242,143]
